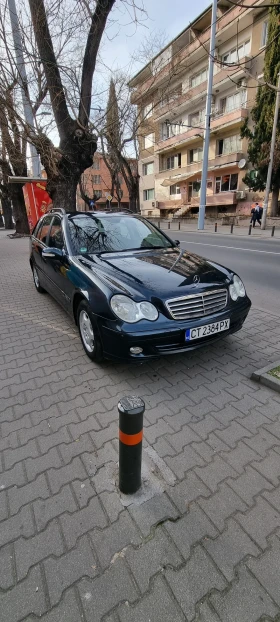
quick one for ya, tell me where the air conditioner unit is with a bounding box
[152,201,159,208]
[236,190,247,200]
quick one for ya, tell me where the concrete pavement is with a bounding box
[1,230,280,621]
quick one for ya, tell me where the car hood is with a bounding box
[81,248,232,301]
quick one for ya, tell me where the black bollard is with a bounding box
[215,222,217,232]
[249,225,252,235]
[158,221,160,229]
[178,221,181,231]
[118,396,145,494]
[272,226,275,237]
[168,222,170,229]
[230,223,234,234]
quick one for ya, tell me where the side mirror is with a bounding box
[42,247,64,260]
[174,240,180,247]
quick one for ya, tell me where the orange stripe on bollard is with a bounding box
[119,430,143,446]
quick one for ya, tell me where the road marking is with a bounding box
[180,241,280,256]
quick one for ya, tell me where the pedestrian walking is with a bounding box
[252,202,263,227]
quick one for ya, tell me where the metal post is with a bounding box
[168,222,170,229]
[231,223,234,234]
[272,225,275,237]
[198,0,218,230]
[158,221,160,229]
[178,221,181,230]
[214,222,217,232]
[118,396,145,494]
[8,0,41,177]
[249,224,252,235]
[261,73,280,230]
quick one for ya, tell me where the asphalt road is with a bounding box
[169,230,280,316]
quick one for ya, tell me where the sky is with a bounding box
[100,0,211,78]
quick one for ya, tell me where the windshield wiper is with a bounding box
[168,248,185,273]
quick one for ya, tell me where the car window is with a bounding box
[67,215,173,255]
[49,216,64,250]
[37,214,53,245]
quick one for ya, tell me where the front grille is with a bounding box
[166,289,228,320]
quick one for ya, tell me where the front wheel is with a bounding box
[77,301,104,362]
[32,264,45,293]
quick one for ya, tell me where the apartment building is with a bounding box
[77,152,137,210]
[129,0,269,218]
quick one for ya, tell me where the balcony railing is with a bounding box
[190,192,237,206]
[155,106,248,153]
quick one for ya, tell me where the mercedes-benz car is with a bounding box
[29,209,251,362]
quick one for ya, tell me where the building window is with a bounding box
[189,180,201,198]
[160,85,182,107]
[143,103,153,119]
[143,162,154,175]
[220,90,247,114]
[93,175,101,184]
[217,135,242,156]
[166,153,181,170]
[92,159,100,170]
[143,188,155,201]
[215,173,238,193]
[190,68,208,88]
[222,40,251,64]
[260,21,268,48]
[144,133,155,149]
[170,184,181,196]
[167,123,181,138]
[189,147,203,163]
[94,190,102,199]
[189,110,204,128]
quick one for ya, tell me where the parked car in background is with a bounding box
[29,209,251,362]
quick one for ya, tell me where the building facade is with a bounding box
[129,0,269,218]
[77,152,136,210]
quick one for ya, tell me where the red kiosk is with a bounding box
[8,176,53,232]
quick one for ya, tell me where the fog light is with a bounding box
[130,347,143,355]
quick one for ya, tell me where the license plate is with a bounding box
[185,319,230,341]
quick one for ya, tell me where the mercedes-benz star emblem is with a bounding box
[193,275,200,284]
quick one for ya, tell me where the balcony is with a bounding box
[155,106,248,153]
[157,153,245,188]
[190,192,237,206]
[130,0,257,102]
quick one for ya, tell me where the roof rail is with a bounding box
[48,207,66,214]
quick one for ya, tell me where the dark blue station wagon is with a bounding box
[29,209,251,362]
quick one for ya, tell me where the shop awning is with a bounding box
[161,170,202,187]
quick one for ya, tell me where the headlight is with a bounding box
[110,295,158,323]
[229,275,246,301]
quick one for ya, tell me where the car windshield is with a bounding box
[68,214,173,254]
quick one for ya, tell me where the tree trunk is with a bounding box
[271,186,279,217]
[2,196,13,229]
[129,189,140,214]
[47,175,78,213]
[10,184,30,234]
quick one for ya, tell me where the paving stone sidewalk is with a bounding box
[1,230,280,622]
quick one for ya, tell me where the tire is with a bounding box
[77,301,104,362]
[32,264,45,293]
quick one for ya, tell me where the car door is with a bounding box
[32,214,53,289]
[42,216,72,309]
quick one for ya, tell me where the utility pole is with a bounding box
[8,0,41,177]
[261,72,280,230]
[198,0,218,230]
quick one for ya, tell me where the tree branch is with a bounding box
[28,0,72,139]
[78,0,116,127]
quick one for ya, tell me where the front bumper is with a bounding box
[99,297,251,360]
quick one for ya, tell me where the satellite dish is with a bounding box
[238,158,247,169]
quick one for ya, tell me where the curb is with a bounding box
[251,360,280,394]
